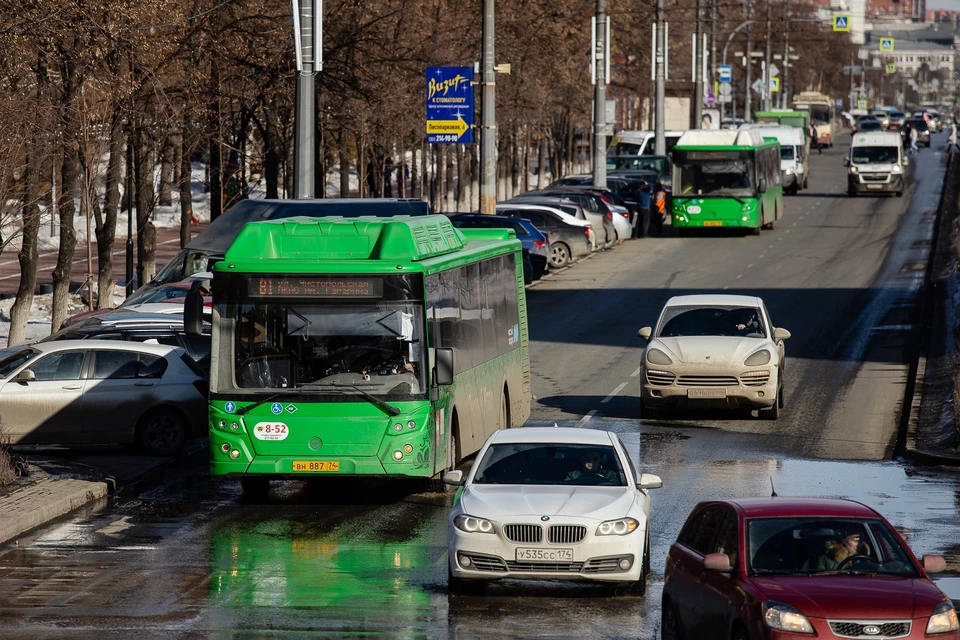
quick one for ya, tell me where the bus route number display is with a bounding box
[249,276,384,298]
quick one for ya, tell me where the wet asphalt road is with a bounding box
[2,134,960,639]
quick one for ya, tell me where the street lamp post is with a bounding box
[654,0,666,155]
[292,0,322,199]
[592,0,608,188]
[479,0,497,214]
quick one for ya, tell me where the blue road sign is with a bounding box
[879,37,895,53]
[426,66,474,144]
[719,65,732,83]
[833,14,850,32]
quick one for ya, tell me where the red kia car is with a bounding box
[662,498,957,640]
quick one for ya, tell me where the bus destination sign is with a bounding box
[248,276,384,298]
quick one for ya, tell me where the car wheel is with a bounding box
[661,600,685,640]
[761,390,781,420]
[135,407,189,456]
[604,228,616,250]
[617,571,646,596]
[732,626,750,640]
[240,477,270,495]
[896,189,904,197]
[643,530,651,575]
[448,566,486,595]
[549,242,570,269]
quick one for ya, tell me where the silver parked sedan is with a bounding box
[637,294,790,419]
[0,341,207,455]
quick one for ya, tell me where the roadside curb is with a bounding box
[525,243,606,290]
[0,478,109,546]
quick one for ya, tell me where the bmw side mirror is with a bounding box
[923,554,947,574]
[638,327,652,340]
[434,347,454,386]
[184,280,204,337]
[14,369,36,383]
[443,470,464,486]
[638,473,663,489]
[773,328,791,341]
[703,553,732,572]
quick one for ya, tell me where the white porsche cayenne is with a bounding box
[444,427,662,594]
[638,294,790,419]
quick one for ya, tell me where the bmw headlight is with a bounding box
[647,348,673,365]
[762,601,814,634]
[596,518,639,536]
[453,514,496,534]
[927,602,960,634]
[744,350,772,366]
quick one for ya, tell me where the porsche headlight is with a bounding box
[763,601,814,634]
[647,348,673,365]
[744,350,772,366]
[927,602,960,634]
[596,518,640,536]
[453,514,495,534]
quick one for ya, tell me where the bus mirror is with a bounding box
[435,348,454,386]
[758,177,767,193]
[184,281,204,337]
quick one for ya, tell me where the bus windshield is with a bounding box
[851,146,899,164]
[809,106,831,125]
[676,159,755,197]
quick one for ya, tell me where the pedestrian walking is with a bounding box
[809,124,821,155]
[948,121,958,152]
[909,126,918,155]
[634,180,653,239]
[651,182,668,236]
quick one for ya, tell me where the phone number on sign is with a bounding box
[430,135,460,143]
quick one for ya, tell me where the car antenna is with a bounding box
[770,477,778,498]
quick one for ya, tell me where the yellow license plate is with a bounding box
[703,221,723,227]
[292,460,340,472]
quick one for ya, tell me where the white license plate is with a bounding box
[688,388,726,398]
[866,184,883,190]
[516,548,574,562]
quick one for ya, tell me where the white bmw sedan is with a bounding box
[638,294,790,419]
[444,427,662,594]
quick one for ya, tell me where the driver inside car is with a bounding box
[804,532,870,571]
[733,309,762,336]
[566,451,618,484]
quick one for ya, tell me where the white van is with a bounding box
[843,132,907,197]
[608,130,687,157]
[740,124,808,194]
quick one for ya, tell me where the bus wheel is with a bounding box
[240,477,270,495]
[762,221,775,230]
[750,226,761,236]
[499,393,510,430]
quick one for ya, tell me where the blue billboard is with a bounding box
[426,66,474,144]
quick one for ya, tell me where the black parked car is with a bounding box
[495,204,593,269]
[447,214,551,280]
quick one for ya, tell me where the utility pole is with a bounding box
[763,0,772,111]
[711,0,717,88]
[744,0,753,122]
[480,0,497,214]
[694,0,703,128]
[592,0,608,188]
[292,0,321,199]
[655,0,666,154]
[782,0,790,109]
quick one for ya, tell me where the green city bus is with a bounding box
[194,214,531,492]
[754,110,809,133]
[670,130,783,234]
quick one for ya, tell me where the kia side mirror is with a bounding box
[773,328,791,341]
[638,327,652,340]
[704,553,732,572]
[15,369,36,383]
[638,473,663,490]
[923,554,947,574]
[443,470,464,486]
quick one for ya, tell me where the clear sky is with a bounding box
[927,0,960,9]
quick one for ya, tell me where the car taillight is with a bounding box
[605,212,612,219]
[533,240,545,249]
[620,212,630,218]
[585,228,591,238]
[600,195,613,205]
[193,380,209,397]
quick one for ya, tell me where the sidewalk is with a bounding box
[0,443,206,546]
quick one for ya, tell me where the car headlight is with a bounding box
[453,514,496,534]
[744,350,772,366]
[762,601,814,634]
[646,348,673,365]
[927,602,960,634]
[892,164,902,173]
[849,166,859,174]
[596,518,640,536]
[786,167,795,174]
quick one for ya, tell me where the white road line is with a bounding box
[722,285,730,290]
[601,383,628,404]
[759,254,765,259]
[630,367,641,377]
[747,264,754,268]
[574,409,598,429]
[736,274,743,279]
[768,245,774,249]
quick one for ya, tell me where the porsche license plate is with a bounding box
[516,548,574,562]
[292,460,340,472]
[688,388,726,398]
[703,221,722,227]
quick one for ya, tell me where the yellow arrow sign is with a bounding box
[426,116,469,138]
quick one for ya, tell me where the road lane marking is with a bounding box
[747,264,754,268]
[601,382,628,404]
[630,367,641,377]
[759,254,765,259]
[575,409,598,428]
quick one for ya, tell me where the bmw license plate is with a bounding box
[516,548,574,562]
[688,388,726,398]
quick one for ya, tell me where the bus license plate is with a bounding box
[292,460,340,472]
[688,388,726,398]
[516,548,574,562]
[703,221,722,227]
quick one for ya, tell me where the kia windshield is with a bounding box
[747,517,920,577]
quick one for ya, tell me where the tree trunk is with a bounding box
[263,105,280,199]
[457,145,469,211]
[8,139,43,346]
[179,132,193,248]
[444,145,455,212]
[537,136,547,189]
[158,134,174,207]
[94,112,123,309]
[511,131,521,198]
[470,144,480,209]
[410,144,419,200]
[339,124,350,197]
[135,127,157,286]
[50,66,81,333]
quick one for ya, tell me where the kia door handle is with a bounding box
[62,385,82,390]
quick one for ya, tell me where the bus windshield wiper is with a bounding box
[299,383,401,417]
[235,390,294,416]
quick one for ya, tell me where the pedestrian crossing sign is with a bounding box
[879,37,895,53]
[857,99,868,110]
[770,77,780,93]
[886,62,897,74]
[833,14,851,32]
